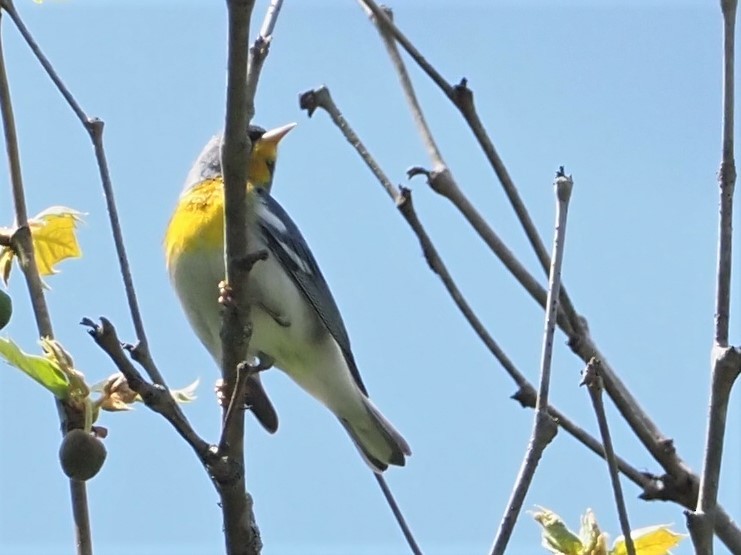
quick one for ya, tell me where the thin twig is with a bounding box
[359,0,583,337]
[360,5,741,547]
[1,0,164,387]
[299,86,428,555]
[218,358,271,455]
[245,0,283,107]
[299,86,741,551]
[581,359,635,555]
[534,170,571,411]
[687,2,739,553]
[489,170,571,555]
[364,3,575,335]
[361,4,442,168]
[300,87,530,392]
[358,4,687,478]
[82,318,213,460]
[374,475,423,555]
[714,0,737,349]
[0,10,93,555]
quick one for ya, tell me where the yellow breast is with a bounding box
[165,178,226,267]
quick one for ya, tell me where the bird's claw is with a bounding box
[218,280,233,307]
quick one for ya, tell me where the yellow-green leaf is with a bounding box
[611,525,685,555]
[0,208,84,285]
[580,509,608,555]
[28,206,84,276]
[532,507,583,555]
[0,337,69,398]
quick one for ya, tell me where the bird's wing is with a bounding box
[257,191,368,396]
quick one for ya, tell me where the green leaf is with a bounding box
[0,337,70,398]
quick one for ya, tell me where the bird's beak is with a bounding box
[261,122,297,144]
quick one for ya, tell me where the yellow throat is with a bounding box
[165,122,296,268]
[165,178,230,267]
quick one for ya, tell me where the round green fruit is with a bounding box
[59,429,107,481]
[0,289,11,331]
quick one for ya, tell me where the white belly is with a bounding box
[168,246,363,415]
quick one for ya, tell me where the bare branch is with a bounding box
[218,0,286,551]
[1,0,165,387]
[298,85,741,551]
[300,86,431,555]
[714,0,737,348]
[688,2,739,552]
[692,1,740,549]
[359,0,584,338]
[489,170,572,555]
[363,4,722,518]
[82,318,213,460]
[246,0,283,107]
[688,347,741,553]
[218,357,271,456]
[535,170,572,411]
[300,87,528,392]
[581,359,635,555]
[0,11,92,554]
[300,88,400,202]
[374,475,423,555]
[361,4,443,167]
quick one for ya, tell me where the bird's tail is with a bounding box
[339,397,411,473]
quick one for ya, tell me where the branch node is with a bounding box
[298,89,320,117]
[452,77,472,110]
[406,166,430,180]
[510,385,536,409]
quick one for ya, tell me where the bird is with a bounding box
[164,123,411,472]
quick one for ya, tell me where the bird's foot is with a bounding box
[214,355,274,408]
[218,280,233,307]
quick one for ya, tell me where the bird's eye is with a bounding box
[266,159,276,174]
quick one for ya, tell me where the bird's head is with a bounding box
[247,122,297,192]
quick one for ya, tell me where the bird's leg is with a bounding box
[218,249,269,307]
[214,354,274,409]
[235,249,269,271]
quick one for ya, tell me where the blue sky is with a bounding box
[0,1,738,554]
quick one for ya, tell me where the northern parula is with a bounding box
[164,124,410,472]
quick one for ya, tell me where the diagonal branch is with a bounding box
[489,170,572,555]
[0,9,91,555]
[358,6,741,548]
[300,86,430,555]
[358,0,583,337]
[582,359,636,555]
[299,85,741,552]
[82,318,213,461]
[0,0,164,387]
